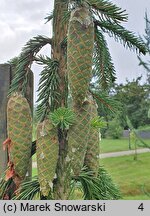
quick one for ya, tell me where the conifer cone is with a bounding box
[6,92,32,182]
[84,98,100,176]
[67,4,94,106]
[36,119,59,197]
[67,101,91,176]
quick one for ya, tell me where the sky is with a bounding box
[0,0,150,102]
[106,0,150,83]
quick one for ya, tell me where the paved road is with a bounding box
[32,148,150,168]
[100,148,150,159]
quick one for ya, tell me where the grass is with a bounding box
[31,137,150,199]
[32,167,37,176]
[32,152,150,200]
[124,194,149,200]
[101,152,150,200]
[137,125,150,132]
[32,154,37,162]
[100,138,150,153]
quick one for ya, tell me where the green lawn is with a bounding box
[32,154,37,162]
[124,194,149,200]
[32,152,150,200]
[100,138,150,153]
[32,167,37,176]
[101,152,150,200]
[32,138,150,200]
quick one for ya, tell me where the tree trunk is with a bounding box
[52,0,68,108]
[52,0,70,199]
[0,64,10,177]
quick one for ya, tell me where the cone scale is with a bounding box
[67,4,94,106]
[36,119,59,197]
[84,98,100,176]
[67,101,91,176]
[6,92,32,183]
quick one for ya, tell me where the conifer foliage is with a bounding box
[1,0,147,199]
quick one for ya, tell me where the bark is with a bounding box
[0,64,10,177]
[52,0,68,108]
[52,0,70,199]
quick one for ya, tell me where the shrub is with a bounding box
[107,118,123,139]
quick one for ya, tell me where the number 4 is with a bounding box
[138,203,144,211]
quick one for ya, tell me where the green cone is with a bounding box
[67,101,91,176]
[67,4,94,106]
[36,119,59,197]
[84,98,100,176]
[7,92,32,180]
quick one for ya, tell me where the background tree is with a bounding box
[138,12,150,84]
[1,0,147,200]
[107,116,123,139]
[111,77,150,129]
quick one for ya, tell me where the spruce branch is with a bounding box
[93,27,116,89]
[8,57,19,67]
[0,177,14,200]
[62,10,71,25]
[12,177,41,200]
[89,89,122,113]
[9,36,52,96]
[95,20,147,54]
[126,116,150,149]
[44,12,54,23]
[87,0,128,23]
[90,116,107,128]
[49,107,76,130]
[36,55,60,122]
[12,177,51,200]
[74,166,122,200]
[138,56,150,72]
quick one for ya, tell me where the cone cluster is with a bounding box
[67,4,100,177]
[3,4,101,199]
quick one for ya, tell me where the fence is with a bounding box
[123,130,150,139]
